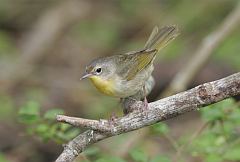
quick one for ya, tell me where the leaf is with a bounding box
[18,101,40,124]
[44,108,64,120]
[129,149,148,162]
[60,123,71,131]
[35,123,49,134]
[19,101,40,115]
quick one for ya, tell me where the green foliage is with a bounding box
[84,98,239,162]
[43,108,64,120]
[18,100,80,143]
[201,98,238,122]
[18,101,40,124]
[17,97,240,161]
[190,98,240,161]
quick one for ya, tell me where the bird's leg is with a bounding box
[143,85,149,109]
[144,96,148,108]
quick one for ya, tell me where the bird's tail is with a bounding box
[144,25,179,51]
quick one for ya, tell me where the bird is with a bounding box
[80,25,179,106]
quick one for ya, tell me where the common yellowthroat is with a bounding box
[81,25,179,101]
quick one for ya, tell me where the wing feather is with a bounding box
[124,50,156,81]
[119,25,179,81]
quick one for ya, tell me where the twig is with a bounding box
[161,3,240,97]
[56,115,113,133]
[56,72,240,162]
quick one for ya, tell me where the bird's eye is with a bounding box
[95,68,102,74]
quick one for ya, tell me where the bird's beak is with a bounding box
[80,73,93,80]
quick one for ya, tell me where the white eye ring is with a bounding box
[95,68,102,74]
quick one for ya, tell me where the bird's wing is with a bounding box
[117,25,179,81]
[118,50,156,81]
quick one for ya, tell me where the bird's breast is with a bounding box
[89,76,116,97]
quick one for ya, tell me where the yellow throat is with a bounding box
[89,76,115,96]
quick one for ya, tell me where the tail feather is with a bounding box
[144,25,179,51]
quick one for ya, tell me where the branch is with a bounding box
[55,72,240,162]
[106,4,240,156]
[56,115,113,133]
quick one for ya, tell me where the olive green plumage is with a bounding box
[81,25,179,98]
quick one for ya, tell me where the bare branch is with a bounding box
[56,115,112,133]
[56,72,240,162]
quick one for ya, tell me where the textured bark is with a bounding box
[56,72,240,162]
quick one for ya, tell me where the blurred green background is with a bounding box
[0,0,239,162]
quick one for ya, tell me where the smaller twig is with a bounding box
[56,115,113,133]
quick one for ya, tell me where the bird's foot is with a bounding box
[143,96,149,110]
